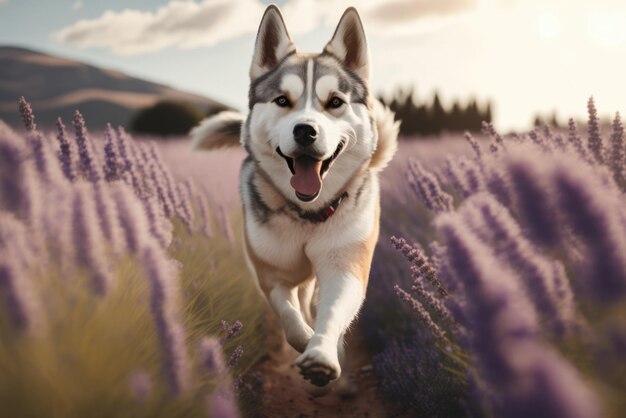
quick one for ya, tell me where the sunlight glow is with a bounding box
[587,12,626,47]
[538,12,561,39]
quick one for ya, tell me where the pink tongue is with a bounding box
[290,156,322,196]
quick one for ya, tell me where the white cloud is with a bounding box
[281,0,477,36]
[54,0,266,55]
[53,0,475,55]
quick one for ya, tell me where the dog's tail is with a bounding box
[369,100,400,171]
[190,111,245,150]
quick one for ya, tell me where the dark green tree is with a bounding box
[378,86,493,137]
[131,101,203,137]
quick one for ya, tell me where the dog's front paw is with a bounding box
[296,346,340,387]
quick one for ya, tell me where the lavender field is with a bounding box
[0,98,262,417]
[1,97,625,418]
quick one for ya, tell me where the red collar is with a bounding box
[293,192,349,223]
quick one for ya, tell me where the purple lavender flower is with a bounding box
[15,100,62,184]
[209,387,240,418]
[197,337,245,416]
[444,157,470,197]
[111,184,151,254]
[485,164,512,206]
[409,271,453,323]
[28,131,51,181]
[427,240,445,271]
[233,372,262,397]
[221,320,243,341]
[142,195,172,248]
[481,121,504,150]
[553,163,626,301]
[466,193,576,335]
[72,110,99,183]
[18,96,36,132]
[435,184,601,418]
[587,96,604,164]
[142,244,190,396]
[0,125,27,214]
[55,117,75,182]
[114,126,132,173]
[89,133,105,177]
[92,182,125,253]
[507,155,560,246]
[19,161,43,228]
[147,143,182,222]
[542,125,556,148]
[567,118,587,159]
[370,333,463,415]
[198,336,227,377]
[549,261,578,331]
[407,160,453,213]
[528,129,549,152]
[395,285,448,344]
[464,131,483,162]
[175,180,194,232]
[72,186,113,295]
[436,214,539,386]
[227,345,244,368]
[103,124,121,182]
[0,262,32,333]
[182,179,205,234]
[128,370,152,401]
[497,347,600,418]
[196,192,212,238]
[390,236,447,296]
[458,156,484,195]
[551,131,566,150]
[41,187,74,266]
[0,216,41,335]
[609,112,624,185]
[143,153,174,218]
[115,126,144,196]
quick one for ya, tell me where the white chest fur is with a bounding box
[241,162,379,286]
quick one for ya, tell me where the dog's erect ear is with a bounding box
[250,5,296,81]
[324,8,370,83]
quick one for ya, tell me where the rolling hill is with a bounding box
[0,46,232,129]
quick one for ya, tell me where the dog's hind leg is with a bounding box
[269,285,315,353]
[298,278,316,327]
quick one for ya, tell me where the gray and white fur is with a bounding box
[191,5,399,392]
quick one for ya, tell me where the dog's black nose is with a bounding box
[293,123,318,146]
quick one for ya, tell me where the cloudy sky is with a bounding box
[1,0,625,130]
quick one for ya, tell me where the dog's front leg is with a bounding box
[269,285,315,353]
[296,268,364,387]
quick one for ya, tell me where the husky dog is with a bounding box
[191,5,398,389]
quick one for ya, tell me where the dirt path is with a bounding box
[250,309,407,418]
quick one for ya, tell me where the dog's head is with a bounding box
[244,6,375,206]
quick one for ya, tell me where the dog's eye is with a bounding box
[327,96,344,109]
[274,96,291,108]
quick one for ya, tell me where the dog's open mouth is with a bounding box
[276,141,345,202]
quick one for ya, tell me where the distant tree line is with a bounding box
[131,90,494,138]
[533,111,561,128]
[378,87,492,137]
[130,101,230,137]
